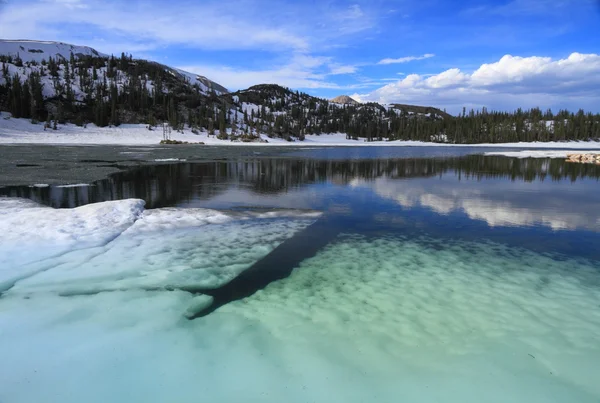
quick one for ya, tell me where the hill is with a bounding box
[1,40,599,144]
[0,40,229,128]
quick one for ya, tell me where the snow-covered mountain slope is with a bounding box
[0,39,107,63]
[172,67,228,95]
[0,39,228,96]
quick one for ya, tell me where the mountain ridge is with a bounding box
[1,39,599,144]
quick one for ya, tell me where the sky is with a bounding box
[0,0,599,113]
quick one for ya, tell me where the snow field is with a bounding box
[3,112,600,148]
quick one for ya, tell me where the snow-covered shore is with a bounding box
[2,112,600,149]
[484,150,600,158]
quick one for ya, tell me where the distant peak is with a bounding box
[330,95,359,105]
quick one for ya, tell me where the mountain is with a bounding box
[2,40,599,143]
[0,40,227,96]
[330,95,359,105]
[0,39,230,128]
[0,40,107,63]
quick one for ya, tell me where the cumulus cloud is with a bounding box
[377,54,435,65]
[357,53,600,113]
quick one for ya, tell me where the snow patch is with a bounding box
[154,158,187,162]
[56,183,92,188]
[484,150,597,158]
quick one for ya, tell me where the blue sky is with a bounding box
[1,0,599,113]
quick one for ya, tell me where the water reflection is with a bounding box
[2,155,600,249]
[3,156,599,209]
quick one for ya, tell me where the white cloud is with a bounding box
[377,53,435,65]
[180,54,340,90]
[43,0,87,8]
[340,4,364,20]
[358,52,600,112]
[328,64,358,75]
[0,0,380,91]
[0,0,381,55]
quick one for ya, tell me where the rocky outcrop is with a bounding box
[566,154,600,164]
[330,95,359,105]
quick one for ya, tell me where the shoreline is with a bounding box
[2,112,600,149]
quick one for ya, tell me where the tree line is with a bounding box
[1,53,599,143]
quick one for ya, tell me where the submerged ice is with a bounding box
[1,198,600,403]
[222,234,600,402]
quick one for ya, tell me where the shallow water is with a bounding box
[1,148,600,403]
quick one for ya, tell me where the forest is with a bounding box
[1,52,599,144]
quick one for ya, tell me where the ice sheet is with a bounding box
[0,198,145,290]
[1,233,599,403]
[9,211,318,294]
[225,234,600,401]
[0,198,319,294]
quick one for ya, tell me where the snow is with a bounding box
[0,41,225,103]
[0,198,320,295]
[0,39,106,63]
[484,150,599,158]
[0,198,145,290]
[154,158,186,162]
[56,183,91,188]
[2,112,600,148]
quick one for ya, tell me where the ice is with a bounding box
[0,198,145,291]
[224,234,600,401]
[1,199,319,295]
[183,294,215,318]
[9,211,317,295]
[1,233,599,403]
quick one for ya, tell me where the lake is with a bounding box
[1,146,599,403]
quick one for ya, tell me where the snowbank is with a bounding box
[3,112,600,148]
[485,150,600,158]
[0,198,145,289]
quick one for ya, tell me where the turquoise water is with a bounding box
[1,150,599,402]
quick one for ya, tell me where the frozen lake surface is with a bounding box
[1,148,600,403]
